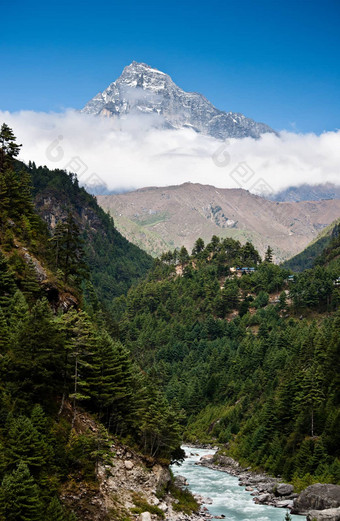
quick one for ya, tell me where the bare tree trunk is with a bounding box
[71,354,78,430]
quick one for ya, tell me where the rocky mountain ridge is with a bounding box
[82,61,275,139]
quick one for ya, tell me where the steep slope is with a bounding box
[97,182,340,261]
[0,125,186,521]
[283,218,340,272]
[82,61,275,139]
[16,161,153,308]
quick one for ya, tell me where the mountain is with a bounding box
[15,160,153,309]
[271,183,340,202]
[283,218,340,272]
[97,182,340,261]
[81,61,275,139]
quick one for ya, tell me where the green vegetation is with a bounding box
[131,492,165,518]
[168,483,199,514]
[0,125,182,520]
[15,159,153,307]
[283,219,340,272]
[114,233,340,486]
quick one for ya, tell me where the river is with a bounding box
[171,447,305,521]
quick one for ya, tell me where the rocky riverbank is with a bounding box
[59,411,206,521]
[195,450,340,520]
[96,442,208,521]
[196,452,297,510]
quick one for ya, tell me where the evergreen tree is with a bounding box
[45,497,66,521]
[0,252,16,310]
[178,246,190,267]
[60,310,95,426]
[12,299,64,403]
[0,123,21,172]
[87,332,133,424]
[265,245,274,263]
[192,238,205,256]
[0,462,43,521]
[50,212,88,285]
[6,416,47,470]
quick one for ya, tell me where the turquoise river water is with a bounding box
[171,447,305,521]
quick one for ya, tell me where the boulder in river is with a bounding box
[306,508,340,521]
[293,484,340,514]
[276,483,294,496]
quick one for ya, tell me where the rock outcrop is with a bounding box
[306,508,340,521]
[292,484,340,514]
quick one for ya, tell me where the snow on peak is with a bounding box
[81,62,275,139]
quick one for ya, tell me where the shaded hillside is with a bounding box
[15,161,153,308]
[97,182,340,261]
[0,125,183,520]
[315,222,340,269]
[283,218,340,272]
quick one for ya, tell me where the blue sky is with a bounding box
[1,0,339,133]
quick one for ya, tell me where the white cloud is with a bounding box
[1,109,339,194]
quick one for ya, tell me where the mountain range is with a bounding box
[270,183,340,202]
[81,61,275,139]
[97,182,340,261]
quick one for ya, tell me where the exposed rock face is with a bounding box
[306,508,340,521]
[293,484,340,514]
[82,61,275,140]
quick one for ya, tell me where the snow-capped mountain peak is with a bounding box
[81,61,275,139]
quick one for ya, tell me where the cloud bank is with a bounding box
[1,109,339,195]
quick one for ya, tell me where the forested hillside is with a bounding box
[114,236,340,490]
[0,124,182,521]
[14,159,153,309]
[283,218,340,272]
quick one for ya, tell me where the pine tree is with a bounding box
[7,290,29,327]
[50,212,88,285]
[178,246,190,267]
[0,308,9,351]
[6,416,47,469]
[192,238,205,256]
[265,245,274,263]
[298,364,325,437]
[0,252,16,310]
[60,310,95,426]
[0,461,43,521]
[45,497,66,521]
[12,299,64,402]
[0,123,21,172]
[87,332,133,421]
